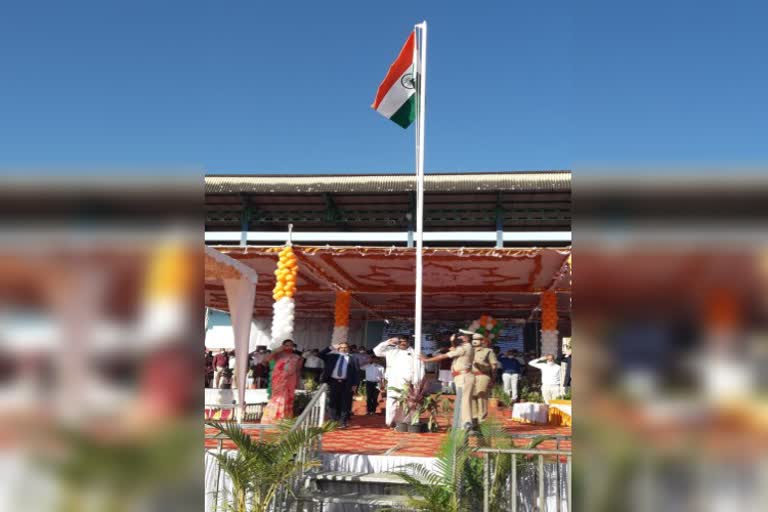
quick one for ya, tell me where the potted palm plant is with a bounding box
[355,380,367,401]
[385,421,555,512]
[390,379,441,433]
[303,375,318,392]
[488,384,501,410]
[206,420,334,512]
[439,397,454,417]
[385,428,482,511]
[388,386,411,432]
[422,391,444,433]
[405,379,434,433]
[490,384,513,409]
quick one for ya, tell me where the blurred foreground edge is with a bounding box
[573,170,768,512]
[0,171,203,512]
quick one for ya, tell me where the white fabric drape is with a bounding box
[223,278,256,421]
[511,403,549,424]
[204,388,269,406]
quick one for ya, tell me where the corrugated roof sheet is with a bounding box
[205,172,571,194]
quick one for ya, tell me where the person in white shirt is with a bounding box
[355,348,372,368]
[374,336,423,427]
[302,348,323,366]
[362,358,385,415]
[528,354,563,403]
[354,348,371,386]
[302,348,325,383]
[228,351,237,389]
[228,351,237,370]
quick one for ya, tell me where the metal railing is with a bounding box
[272,383,329,511]
[205,403,266,422]
[289,383,329,472]
[205,384,329,512]
[449,391,572,511]
[206,423,280,512]
[479,442,572,512]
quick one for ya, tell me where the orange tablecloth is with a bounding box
[548,399,572,427]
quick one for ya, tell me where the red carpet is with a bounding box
[205,397,571,457]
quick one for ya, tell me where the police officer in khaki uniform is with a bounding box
[471,335,499,426]
[420,330,475,429]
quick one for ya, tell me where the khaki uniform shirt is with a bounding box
[447,343,474,372]
[472,347,499,375]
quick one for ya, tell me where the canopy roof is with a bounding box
[205,172,571,238]
[204,245,571,324]
[206,171,570,194]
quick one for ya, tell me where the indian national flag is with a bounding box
[372,32,416,128]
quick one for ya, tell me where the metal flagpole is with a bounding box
[413,21,427,382]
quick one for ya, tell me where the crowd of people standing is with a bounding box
[204,331,571,431]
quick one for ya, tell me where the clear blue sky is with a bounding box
[1,1,766,174]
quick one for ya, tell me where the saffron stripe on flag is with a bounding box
[371,32,415,110]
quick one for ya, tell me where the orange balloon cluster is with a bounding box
[272,246,299,300]
[541,291,558,330]
[334,290,351,327]
[478,314,498,329]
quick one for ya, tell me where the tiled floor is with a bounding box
[205,397,572,457]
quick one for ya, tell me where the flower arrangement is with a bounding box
[390,380,443,431]
[467,314,504,342]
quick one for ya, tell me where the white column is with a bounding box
[223,278,256,422]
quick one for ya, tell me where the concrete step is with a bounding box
[312,471,408,485]
[296,490,413,507]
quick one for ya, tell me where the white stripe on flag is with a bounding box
[375,65,416,119]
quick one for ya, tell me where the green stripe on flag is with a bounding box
[389,95,416,129]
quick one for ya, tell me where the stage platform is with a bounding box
[204,397,571,457]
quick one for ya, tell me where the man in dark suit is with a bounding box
[320,341,360,429]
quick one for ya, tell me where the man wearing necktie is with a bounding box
[320,341,360,428]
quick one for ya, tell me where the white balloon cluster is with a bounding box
[331,325,349,347]
[270,296,295,349]
[540,329,559,356]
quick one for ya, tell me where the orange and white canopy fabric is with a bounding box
[205,245,258,284]
[205,246,570,322]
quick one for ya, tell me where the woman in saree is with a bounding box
[260,339,303,424]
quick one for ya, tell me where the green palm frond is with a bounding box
[386,428,481,512]
[524,434,556,450]
[391,471,436,497]
[476,418,508,447]
[395,463,444,488]
[386,424,562,512]
[435,429,474,487]
[207,421,256,452]
[206,421,332,512]
[391,471,455,512]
